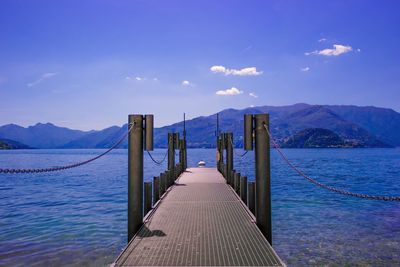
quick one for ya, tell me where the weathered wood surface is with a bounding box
[114,168,284,266]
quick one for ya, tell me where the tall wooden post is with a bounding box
[234,172,240,193]
[226,132,233,186]
[248,181,255,215]
[221,133,225,162]
[153,176,160,203]
[144,181,152,216]
[179,139,184,172]
[254,114,272,244]
[128,114,143,242]
[183,113,187,170]
[240,176,248,204]
[216,113,219,167]
[231,169,235,188]
[244,114,254,151]
[144,115,154,151]
[168,133,175,185]
[160,172,166,196]
[183,139,187,170]
[217,137,221,171]
[220,133,225,175]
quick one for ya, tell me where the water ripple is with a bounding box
[0,148,399,266]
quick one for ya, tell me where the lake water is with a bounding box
[0,148,399,266]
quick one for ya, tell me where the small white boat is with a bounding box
[197,160,206,167]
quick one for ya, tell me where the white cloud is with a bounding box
[318,38,327,42]
[319,45,353,56]
[126,76,156,82]
[215,87,243,96]
[301,67,310,72]
[305,44,353,56]
[27,72,58,87]
[181,80,193,87]
[210,65,262,76]
[356,48,361,52]
[125,75,143,81]
[249,92,258,98]
[304,50,318,56]
[210,65,226,73]
[250,105,255,108]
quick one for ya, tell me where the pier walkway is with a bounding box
[114,168,284,266]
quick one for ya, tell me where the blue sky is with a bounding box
[1,0,399,130]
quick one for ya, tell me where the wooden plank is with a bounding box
[114,168,285,266]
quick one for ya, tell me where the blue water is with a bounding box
[0,148,399,266]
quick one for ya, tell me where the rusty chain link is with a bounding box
[0,124,134,174]
[229,136,249,158]
[146,150,168,165]
[264,124,400,201]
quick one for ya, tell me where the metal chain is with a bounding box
[146,150,168,165]
[0,124,134,174]
[229,136,249,158]
[263,124,400,201]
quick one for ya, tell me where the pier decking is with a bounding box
[114,168,284,266]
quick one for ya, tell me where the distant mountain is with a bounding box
[0,138,31,149]
[326,105,400,146]
[60,126,121,148]
[282,128,362,148]
[0,104,398,149]
[154,116,218,148]
[153,104,395,148]
[271,105,389,147]
[0,123,90,148]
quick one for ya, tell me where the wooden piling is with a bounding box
[248,181,255,215]
[153,176,160,203]
[240,176,248,204]
[128,115,143,242]
[226,133,233,187]
[160,172,166,196]
[234,172,240,194]
[254,114,272,244]
[168,133,175,184]
[144,182,152,216]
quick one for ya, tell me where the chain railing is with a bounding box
[229,136,249,158]
[0,124,134,174]
[264,124,400,201]
[146,150,168,165]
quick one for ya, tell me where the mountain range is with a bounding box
[0,104,399,149]
[0,138,31,149]
[282,128,351,148]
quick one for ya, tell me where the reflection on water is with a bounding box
[0,148,399,266]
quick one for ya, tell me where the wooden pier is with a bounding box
[113,113,284,266]
[114,167,284,266]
